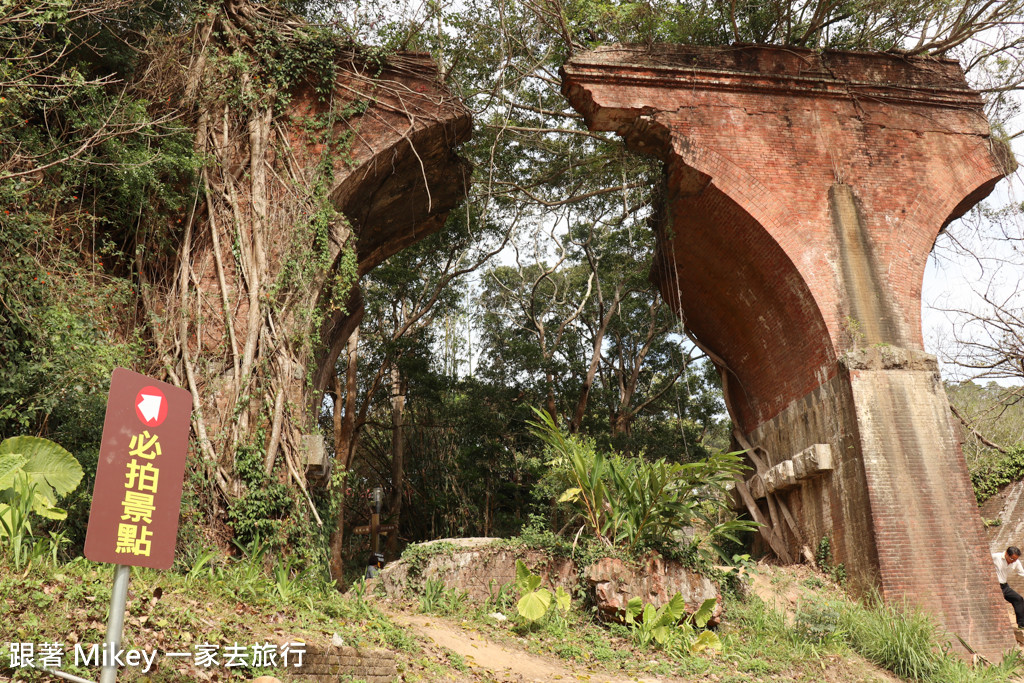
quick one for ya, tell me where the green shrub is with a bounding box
[511,513,574,556]
[972,446,1024,503]
[814,536,847,585]
[0,436,83,569]
[528,408,755,560]
[399,540,457,578]
[228,482,294,547]
[228,441,294,548]
[418,578,470,616]
[793,601,845,645]
[483,578,517,615]
[931,649,1020,683]
[624,593,722,655]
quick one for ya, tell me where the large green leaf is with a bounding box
[554,586,571,613]
[557,487,582,503]
[32,504,68,521]
[4,470,69,522]
[0,454,28,490]
[515,559,532,591]
[693,597,717,628]
[517,588,552,622]
[624,596,643,624]
[661,593,687,625]
[0,436,83,505]
[689,629,722,654]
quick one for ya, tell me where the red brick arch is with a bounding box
[562,43,1017,661]
[652,136,836,430]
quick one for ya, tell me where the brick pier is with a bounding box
[562,44,1015,659]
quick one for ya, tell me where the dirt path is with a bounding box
[392,613,668,683]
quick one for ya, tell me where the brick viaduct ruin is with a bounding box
[179,51,470,477]
[562,44,1016,659]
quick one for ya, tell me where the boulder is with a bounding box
[583,554,722,625]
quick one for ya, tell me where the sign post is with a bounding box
[351,487,395,554]
[84,368,192,682]
[351,518,398,551]
[99,565,132,683]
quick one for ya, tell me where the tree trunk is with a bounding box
[484,476,491,536]
[545,374,558,424]
[610,303,667,437]
[570,289,620,434]
[386,363,406,558]
[338,328,360,466]
[328,328,360,583]
[610,410,626,436]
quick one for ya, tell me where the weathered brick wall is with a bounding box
[844,350,1006,650]
[748,366,879,592]
[378,538,577,603]
[751,349,1009,652]
[378,538,720,622]
[287,53,472,396]
[181,50,470,466]
[290,645,396,683]
[563,44,1006,429]
[562,44,1015,659]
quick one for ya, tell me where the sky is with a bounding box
[922,137,1024,385]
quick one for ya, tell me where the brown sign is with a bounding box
[84,368,192,569]
[352,524,397,535]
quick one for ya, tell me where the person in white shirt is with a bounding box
[993,546,1024,628]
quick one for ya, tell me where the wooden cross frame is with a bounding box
[352,512,397,554]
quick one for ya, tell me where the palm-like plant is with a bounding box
[529,407,756,559]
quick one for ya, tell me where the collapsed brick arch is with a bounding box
[648,150,836,432]
[297,60,473,398]
[563,43,1016,660]
[146,24,471,505]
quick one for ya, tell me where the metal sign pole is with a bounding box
[372,487,382,554]
[99,564,131,683]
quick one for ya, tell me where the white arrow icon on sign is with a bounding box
[138,394,163,423]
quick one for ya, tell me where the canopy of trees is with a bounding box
[3,0,1024,580]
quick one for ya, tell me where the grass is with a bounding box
[842,599,941,680]
[840,597,1022,683]
[417,578,469,616]
[435,572,1023,683]
[729,588,1022,683]
[3,545,1022,683]
[0,549,433,682]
